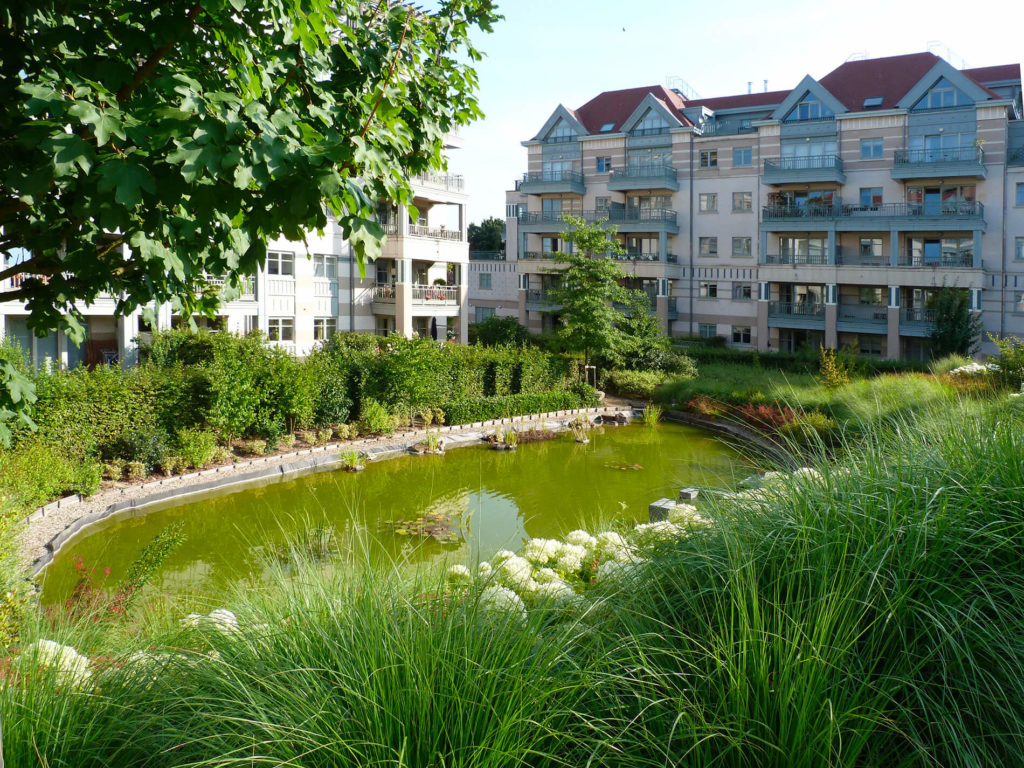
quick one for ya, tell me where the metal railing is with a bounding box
[612,207,677,224]
[762,253,829,266]
[518,170,584,186]
[837,304,888,324]
[629,126,670,137]
[518,208,677,226]
[408,224,463,241]
[609,163,677,183]
[901,307,936,323]
[768,301,826,318]
[412,284,459,304]
[373,283,396,302]
[836,251,887,267]
[1009,147,1024,166]
[526,289,557,307]
[413,171,465,191]
[203,276,255,297]
[763,199,984,221]
[614,251,678,263]
[698,121,756,137]
[469,251,505,261]
[522,251,558,260]
[543,135,576,144]
[764,154,843,172]
[898,252,974,268]
[893,147,984,165]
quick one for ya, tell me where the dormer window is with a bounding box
[912,77,973,111]
[547,119,576,143]
[631,110,670,136]
[784,92,834,122]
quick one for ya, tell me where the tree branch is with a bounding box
[360,14,410,139]
[116,3,203,104]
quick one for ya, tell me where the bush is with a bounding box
[0,440,101,509]
[125,461,148,482]
[930,353,973,375]
[279,434,297,450]
[991,334,1024,390]
[154,455,183,476]
[469,315,530,346]
[778,410,838,445]
[317,428,333,445]
[332,424,350,441]
[238,439,267,456]
[175,428,218,469]
[103,459,126,481]
[604,370,670,400]
[101,426,171,471]
[359,398,394,435]
[441,388,598,426]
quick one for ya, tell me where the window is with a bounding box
[596,157,612,173]
[784,92,834,122]
[733,147,753,166]
[731,326,752,345]
[478,272,492,290]
[699,237,718,256]
[732,283,752,301]
[599,122,616,133]
[1014,237,1024,260]
[858,238,884,263]
[541,160,574,178]
[911,77,972,111]
[632,110,670,136]
[1017,183,1024,206]
[699,150,717,169]
[859,287,884,305]
[505,203,524,218]
[698,193,717,212]
[859,187,883,207]
[313,318,337,340]
[732,191,752,212]
[267,251,294,276]
[475,306,496,323]
[698,323,717,339]
[906,237,973,266]
[595,197,611,216]
[699,282,718,298]
[909,132,973,161]
[547,119,575,142]
[781,139,838,166]
[627,147,671,169]
[313,254,336,278]
[860,138,883,159]
[858,336,883,356]
[732,237,752,257]
[267,318,294,341]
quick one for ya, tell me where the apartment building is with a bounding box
[504,52,1024,359]
[0,160,471,366]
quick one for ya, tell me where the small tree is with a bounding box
[546,216,629,370]
[604,290,673,371]
[468,217,505,252]
[929,288,982,358]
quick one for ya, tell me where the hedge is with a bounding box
[441,386,600,425]
[672,344,929,374]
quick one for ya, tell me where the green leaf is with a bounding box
[44,133,94,177]
[97,160,155,206]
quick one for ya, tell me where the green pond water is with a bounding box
[40,423,752,605]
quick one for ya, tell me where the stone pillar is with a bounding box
[756,281,770,352]
[886,285,901,360]
[889,228,900,267]
[824,283,838,349]
[458,284,470,344]
[395,257,413,338]
[827,228,837,265]
[517,272,528,325]
[973,230,983,269]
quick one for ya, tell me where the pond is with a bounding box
[40,422,753,605]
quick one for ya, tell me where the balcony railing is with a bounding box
[898,252,974,268]
[412,284,459,304]
[373,283,396,302]
[629,126,670,137]
[1010,148,1024,166]
[518,170,584,186]
[762,199,985,221]
[408,224,463,241]
[518,208,677,226]
[612,208,677,224]
[836,251,887,267]
[901,307,936,324]
[762,253,829,266]
[768,301,826,318]
[413,171,465,192]
[894,146,984,166]
[765,154,843,172]
[614,251,678,263]
[526,289,558,308]
[608,163,677,184]
[204,276,256,298]
[837,304,888,324]
[469,251,505,261]
[522,251,558,260]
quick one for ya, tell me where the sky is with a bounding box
[438,0,1023,224]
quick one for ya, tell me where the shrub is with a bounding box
[175,428,218,469]
[441,388,597,425]
[332,424,350,441]
[124,461,148,482]
[817,346,850,389]
[685,395,727,418]
[930,353,973,375]
[604,370,669,400]
[279,434,297,450]
[238,439,267,456]
[297,429,317,445]
[469,315,530,346]
[359,398,394,435]
[210,446,233,465]
[101,426,171,470]
[736,403,797,431]
[0,440,101,509]
[311,371,352,427]
[990,334,1024,390]
[103,459,126,481]
[317,428,333,445]
[154,455,183,476]
[778,410,838,445]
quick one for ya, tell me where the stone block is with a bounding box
[678,487,700,501]
[649,498,676,522]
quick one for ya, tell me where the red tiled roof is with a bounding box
[573,85,690,134]
[818,52,941,110]
[962,63,1021,84]
[685,90,790,110]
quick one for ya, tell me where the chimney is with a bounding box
[747,81,752,94]
[763,79,768,93]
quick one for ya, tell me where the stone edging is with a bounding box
[28,406,625,578]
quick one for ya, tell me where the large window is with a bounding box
[732,283,752,301]
[1017,183,1024,206]
[478,272,492,290]
[859,287,884,305]
[698,237,718,256]
[596,157,612,173]
[547,120,575,142]
[267,251,294,276]
[780,139,838,167]
[699,282,718,298]
[698,323,717,339]
[1016,237,1024,261]
[784,92,834,122]
[860,138,883,159]
[911,77,972,111]
[698,193,717,212]
[731,326,752,344]
[475,306,496,323]
[631,110,670,136]
[267,318,294,341]
[909,132,973,161]
[732,191,752,212]
[859,187,883,207]
[313,254,336,278]
[313,318,337,340]
[732,237,752,257]
[733,147,753,166]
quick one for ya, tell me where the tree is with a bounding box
[469,315,529,346]
[0,0,499,443]
[929,288,982,357]
[467,216,504,252]
[604,291,674,371]
[546,216,629,369]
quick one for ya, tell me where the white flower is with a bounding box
[531,579,576,606]
[479,585,527,621]
[446,564,473,586]
[948,362,989,376]
[522,538,563,566]
[534,567,561,584]
[792,467,823,483]
[22,639,92,688]
[208,609,240,634]
[565,529,597,549]
[491,549,516,566]
[595,532,635,563]
[633,520,683,544]
[598,560,641,584]
[555,543,589,576]
[668,503,708,526]
[477,561,493,576]
[497,555,535,590]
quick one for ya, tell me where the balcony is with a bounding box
[761,253,829,266]
[762,155,845,185]
[521,251,558,260]
[204,275,256,300]
[892,147,986,180]
[469,251,505,261]
[761,199,985,232]
[767,301,826,329]
[518,207,679,234]
[525,289,560,311]
[373,283,396,303]
[412,284,459,305]
[900,307,936,336]
[413,171,465,193]
[607,163,679,192]
[897,252,974,268]
[614,251,678,264]
[516,170,585,195]
[836,303,888,331]
[1009,147,1024,166]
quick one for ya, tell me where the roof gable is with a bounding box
[619,92,684,135]
[897,59,994,110]
[530,104,587,143]
[574,85,689,134]
[819,52,940,111]
[770,75,846,121]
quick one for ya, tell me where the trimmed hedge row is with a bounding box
[441,386,600,426]
[673,343,930,374]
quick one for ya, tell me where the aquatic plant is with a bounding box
[641,404,662,427]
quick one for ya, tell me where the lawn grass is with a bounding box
[4,392,1023,766]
